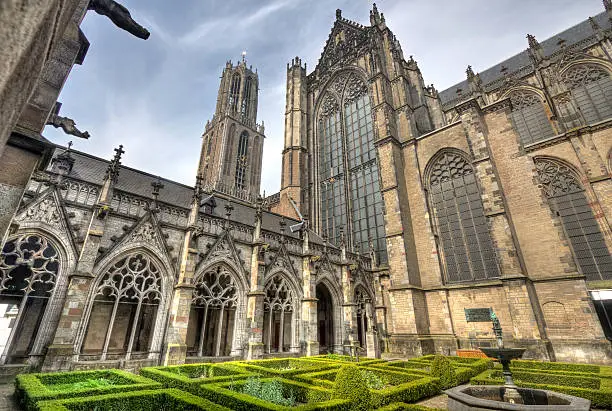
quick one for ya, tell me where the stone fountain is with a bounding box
[446,311,590,410]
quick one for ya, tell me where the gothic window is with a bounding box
[354,288,368,348]
[509,91,555,145]
[0,235,59,364]
[228,74,241,113]
[427,152,500,283]
[564,65,612,125]
[187,265,238,357]
[250,136,261,189]
[263,275,294,353]
[242,77,253,118]
[80,253,162,361]
[535,158,612,281]
[317,73,388,264]
[223,124,236,176]
[234,131,249,191]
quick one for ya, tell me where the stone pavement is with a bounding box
[416,393,448,409]
[0,384,19,411]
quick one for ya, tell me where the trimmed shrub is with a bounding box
[430,355,455,389]
[332,365,372,411]
[140,362,256,395]
[199,377,350,410]
[14,369,160,411]
[36,388,230,411]
[487,369,601,390]
[376,403,445,411]
[511,359,600,374]
[235,358,340,379]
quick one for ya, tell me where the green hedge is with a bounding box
[36,388,230,411]
[233,358,340,379]
[295,366,424,390]
[471,370,612,409]
[486,369,601,390]
[140,362,257,395]
[369,376,440,408]
[199,377,351,410]
[15,369,161,411]
[511,359,601,374]
[309,355,387,367]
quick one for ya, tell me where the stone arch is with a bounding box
[541,301,570,333]
[316,273,344,353]
[423,148,501,284]
[75,248,171,362]
[499,86,556,145]
[188,259,248,357]
[263,271,301,354]
[0,231,72,365]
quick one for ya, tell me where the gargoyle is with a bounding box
[47,113,90,139]
[88,0,150,40]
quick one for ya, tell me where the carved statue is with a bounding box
[46,113,90,139]
[88,0,150,40]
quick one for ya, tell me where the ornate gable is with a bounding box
[14,187,78,255]
[100,210,174,274]
[316,19,370,74]
[199,230,247,276]
[266,242,298,279]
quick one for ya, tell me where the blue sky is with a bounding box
[44,0,604,194]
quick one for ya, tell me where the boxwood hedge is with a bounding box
[510,359,601,374]
[140,362,257,395]
[36,388,230,411]
[232,358,340,379]
[15,369,161,411]
[198,377,351,410]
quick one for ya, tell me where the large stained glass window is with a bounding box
[427,151,500,283]
[509,91,555,146]
[564,65,612,125]
[317,73,387,264]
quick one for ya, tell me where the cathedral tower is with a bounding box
[199,57,265,201]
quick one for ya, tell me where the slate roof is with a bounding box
[439,12,611,107]
[46,145,327,243]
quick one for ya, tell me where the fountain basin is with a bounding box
[479,348,526,363]
[446,385,590,410]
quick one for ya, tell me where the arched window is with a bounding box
[81,253,162,361]
[534,158,612,281]
[228,74,241,113]
[317,73,387,263]
[242,77,253,118]
[187,265,238,357]
[0,234,59,364]
[354,288,369,348]
[509,91,555,145]
[263,275,294,353]
[223,124,236,176]
[235,131,249,191]
[427,152,500,283]
[564,65,612,125]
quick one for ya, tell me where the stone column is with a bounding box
[301,230,318,356]
[365,298,380,358]
[246,202,266,359]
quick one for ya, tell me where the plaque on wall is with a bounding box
[464,307,492,322]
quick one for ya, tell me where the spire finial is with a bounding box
[526,33,539,49]
[241,50,247,64]
[336,9,342,20]
[151,177,164,202]
[466,65,475,79]
[105,144,124,183]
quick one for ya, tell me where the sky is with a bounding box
[44,0,605,194]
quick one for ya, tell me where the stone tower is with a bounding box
[199,57,265,201]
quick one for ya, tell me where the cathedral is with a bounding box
[0,2,611,375]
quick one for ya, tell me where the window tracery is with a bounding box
[564,65,612,124]
[508,91,555,145]
[534,158,612,281]
[263,274,294,353]
[235,131,249,191]
[427,152,500,283]
[0,234,59,364]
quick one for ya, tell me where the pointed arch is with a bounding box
[424,149,500,283]
[77,248,170,362]
[316,274,343,353]
[263,271,301,354]
[533,156,612,281]
[504,88,555,145]
[0,232,72,364]
[235,131,249,191]
[187,260,247,357]
[561,61,612,125]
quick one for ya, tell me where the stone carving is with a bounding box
[429,153,473,186]
[564,64,609,88]
[88,0,150,40]
[264,274,294,312]
[96,253,162,302]
[535,158,582,198]
[0,234,59,297]
[320,93,339,117]
[192,266,238,308]
[21,196,63,229]
[509,91,542,110]
[344,74,368,105]
[128,222,163,251]
[209,238,232,259]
